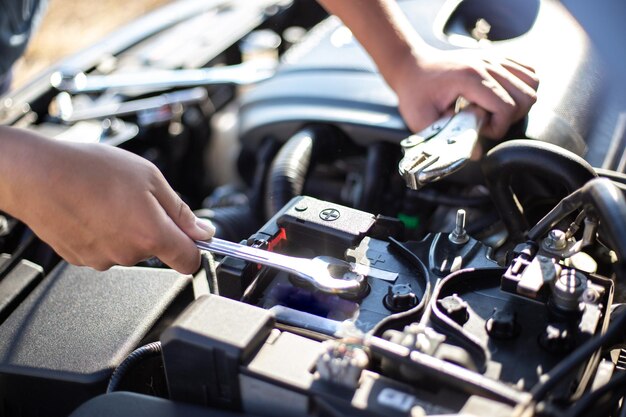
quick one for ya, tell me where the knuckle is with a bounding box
[91,261,113,272]
[114,252,140,267]
[461,65,483,80]
[176,200,195,225]
[141,232,164,254]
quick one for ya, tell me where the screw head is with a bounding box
[544,229,567,250]
[384,284,418,312]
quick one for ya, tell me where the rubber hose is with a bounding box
[482,140,597,243]
[358,142,396,212]
[107,341,162,393]
[194,206,260,243]
[265,128,317,218]
[579,178,626,261]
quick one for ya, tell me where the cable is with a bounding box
[201,252,219,295]
[530,309,626,402]
[567,372,626,417]
[482,139,597,242]
[107,341,162,393]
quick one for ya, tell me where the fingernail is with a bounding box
[196,218,216,238]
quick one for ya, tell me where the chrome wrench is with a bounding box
[51,59,277,94]
[195,238,366,296]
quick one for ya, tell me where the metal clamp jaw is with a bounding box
[398,103,486,190]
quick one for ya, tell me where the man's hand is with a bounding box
[317,0,539,138]
[393,49,539,138]
[0,127,214,274]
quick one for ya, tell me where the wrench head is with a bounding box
[289,257,367,298]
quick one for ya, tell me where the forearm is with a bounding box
[0,127,49,219]
[316,0,429,91]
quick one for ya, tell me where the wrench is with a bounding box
[57,87,209,123]
[50,59,277,95]
[195,238,366,296]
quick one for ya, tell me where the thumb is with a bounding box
[168,198,216,241]
[151,173,216,241]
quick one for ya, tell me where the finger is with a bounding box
[503,57,536,73]
[151,172,215,241]
[500,59,540,90]
[486,63,538,121]
[455,71,516,139]
[147,197,202,275]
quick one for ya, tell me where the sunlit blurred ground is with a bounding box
[13,0,171,88]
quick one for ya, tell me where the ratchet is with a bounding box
[195,238,366,296]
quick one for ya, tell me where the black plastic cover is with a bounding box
[276,196,376,256]
[0,254,43,323]
[161,295,274,410]
[0,263,194,417]
[69,392,256,417]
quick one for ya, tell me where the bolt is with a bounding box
[448,209,469,245]
[544,229,567,250]
[485,308,519,339]
[437,294,469,325]
[551,268,587,312]
[384,284,418,312]
[582,288,600,304]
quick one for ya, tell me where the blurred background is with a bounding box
[13,0,170,88]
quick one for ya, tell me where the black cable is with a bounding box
[201,252,219,295]
[107,341,162,393]
[594,167,626,189]
[482,139,597,242]
[530,309,626,402]
[567,372,626,417]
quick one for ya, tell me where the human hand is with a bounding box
[392,48,539,139]
[0,127,214,274]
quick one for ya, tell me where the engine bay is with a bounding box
[1,0,626,416]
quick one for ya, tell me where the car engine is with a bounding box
[0,0,625,416]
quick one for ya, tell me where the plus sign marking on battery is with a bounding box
[367,253,385,265]
[319,208,340,221]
